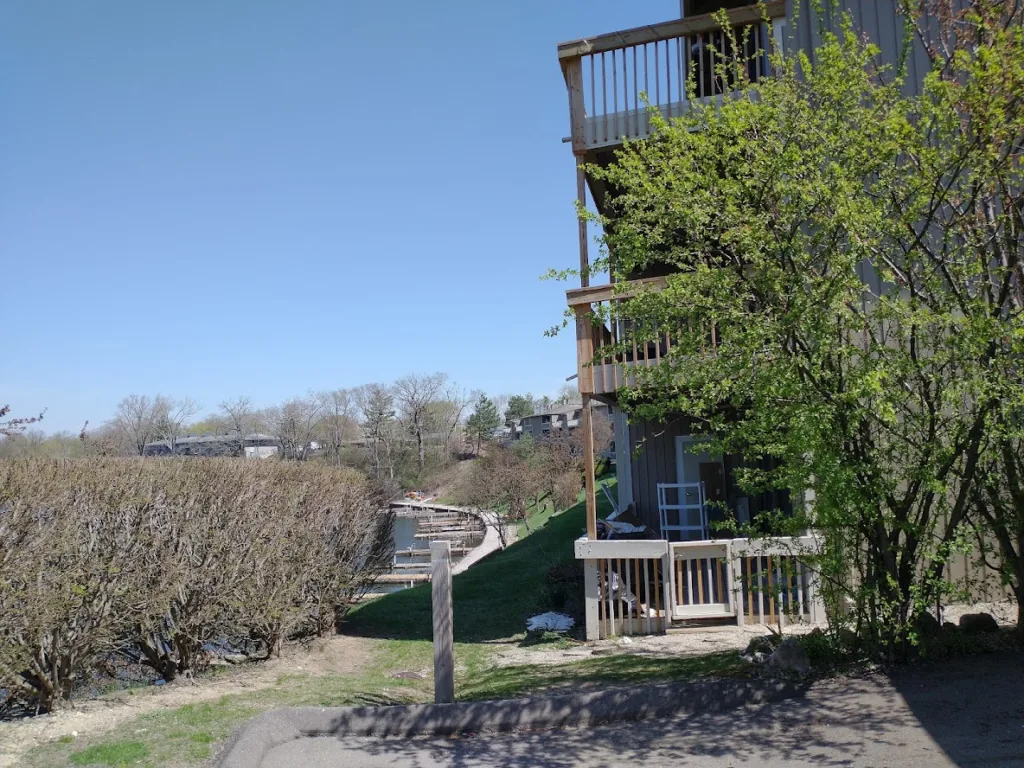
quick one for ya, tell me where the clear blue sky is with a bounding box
[2,1,679,433]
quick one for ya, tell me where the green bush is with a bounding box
[0,457,392,713]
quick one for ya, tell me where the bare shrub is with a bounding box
[552,471,582,511]
[0,457,391,712]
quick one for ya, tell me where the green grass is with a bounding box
[517,495,558,539]
[345,476,617,643]
[68,741,149,766]
[460,651,747,700]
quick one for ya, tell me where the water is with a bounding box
[392,516,419,552]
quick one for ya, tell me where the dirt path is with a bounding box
[0,634,374,768]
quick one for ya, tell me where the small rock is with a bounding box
[223,653,248,665]
[620,636,632,645]
[753,651,769,664]
[389,670,427,680]
[153,679,166,686]
[744,635,776,657]
[769,637,811,675]
[941,621,959,635]
[70,731,78,738]
[959,613,999,634]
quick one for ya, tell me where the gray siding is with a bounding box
[787,0,932,97]
[628,417,694,532]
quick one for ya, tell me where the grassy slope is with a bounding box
[345,478,616,643]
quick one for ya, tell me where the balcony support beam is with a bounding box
[576,161,589,285]
[582,394,598,541]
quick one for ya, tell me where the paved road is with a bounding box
[260,652,1024,767]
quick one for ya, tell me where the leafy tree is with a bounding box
[567,13,1024,656]
[466,395,500,453]
[504,394,535,422]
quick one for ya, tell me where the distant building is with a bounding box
[514,403,611,441]
[143,433,280,458]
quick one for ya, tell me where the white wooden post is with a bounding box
[584,559,600,640]
[731,544,746,626]
[664,544,677,622]
[661,548,672,633]
[805,572,826,625]
[430,540,454,704]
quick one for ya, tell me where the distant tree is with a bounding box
[151,396,201,454]
[317,389,359,467]
[268,396,323,460]
[457,442,545,546]
[536,395,553,413]
[394,373,447,472]
[504,394,534,422]
[466,395,500,453]
[219,396,256,455]
[110,395,162,456]
[356,384,400,480]
[185,415,231,437]
[553,383,581,407]
[491,393,511,424]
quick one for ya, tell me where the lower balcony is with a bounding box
[573,536,826,640]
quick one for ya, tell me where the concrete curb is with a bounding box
[218,678,805,768]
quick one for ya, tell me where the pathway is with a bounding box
[257,652,1024,767]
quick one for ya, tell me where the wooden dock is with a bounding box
[394,547,470,557]
[376,573,430,584]
[376,500,488,592]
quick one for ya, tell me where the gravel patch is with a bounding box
[494,623,826,667]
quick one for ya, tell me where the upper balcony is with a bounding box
[559,1,787,161]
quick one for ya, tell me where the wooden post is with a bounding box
[565,58,586,154]
[576,162,589,287]
[582,395,597,540]
[584,559,600,640]
[731,545,745,626]
[430,541,454,704]
[576,307,595,394]
[661,550,672,632]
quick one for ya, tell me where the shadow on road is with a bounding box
[261,651,1024,767]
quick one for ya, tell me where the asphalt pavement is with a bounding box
[256,652,1024,767]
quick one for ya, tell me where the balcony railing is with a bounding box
[574,535,826,639]
[568,276,720,396]
[559,1,787,153]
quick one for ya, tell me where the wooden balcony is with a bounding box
[559,1,788,157]
[569,276,721,397]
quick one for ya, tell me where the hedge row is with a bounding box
[0,457,393,712]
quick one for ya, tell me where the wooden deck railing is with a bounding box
[575,535,825,639]
[569,276,720,396]
[559,2,787,152]
[575,539,672,638]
